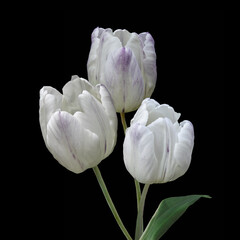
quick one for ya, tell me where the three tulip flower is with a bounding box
[39,28,194,180]
[39,27,206,240]
[40,27,194,183]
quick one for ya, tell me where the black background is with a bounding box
[26,3,224,240]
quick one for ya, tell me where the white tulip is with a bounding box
[39,76,118,173]
[123,98,194,184]
[87,27,157,113]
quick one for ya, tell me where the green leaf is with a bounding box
[139,194,211,240]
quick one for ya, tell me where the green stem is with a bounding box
[134,179,141,212]
[93,166,133,240]
[120,112,128,133]
[120,112,142,212]
[134,184,150,240]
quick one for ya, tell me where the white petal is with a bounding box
[123,123,158,184]
[125,32,144,67]
[39,86,62,143]
[113,29,131,47]
[97,84,118,137]
[88,28,122,86]
[46,111,101,173]
[171,120,194,181]
[148,118,178,183]
[149,104,181,124]
[139,32,157,98]
[143,99,180,125]
[87,28,109,86]
[130,98,150,126]
[62,76,98,114]
[77,90,116,158]
[104,47,145,112]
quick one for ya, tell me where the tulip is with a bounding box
[87,27,157,113]
[123,98,194,184]
[39,76,118,173]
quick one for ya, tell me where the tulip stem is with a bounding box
[93,166,133,240]
[120,112,142,212]
[120,112,128,133]
[134,179,141,212]
[135,184,150,240]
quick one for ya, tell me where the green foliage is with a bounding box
[139,195,211,240]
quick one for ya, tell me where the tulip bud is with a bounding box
[123,98,194,184]
[87,27,157,113]
[39,76,118,173]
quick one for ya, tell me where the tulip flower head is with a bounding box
[123,98,194,184]
[87,27,157,113]
[39,76,118,174]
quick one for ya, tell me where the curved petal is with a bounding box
[39,86,62,143]
[88,28,122,86]
[148,118,178,183]
[62,76,98,114]
[125,32,144,67]
[123,123,158,184]
[130,98,180,127]
[87,27,107,86]
[130,98,150,126]
[113,29,131,47]
[149,104,181,124]
[76,90,116,158]
[104,47,145,112]
[143,99,181,125]
[139,32,157,98]
[97,84,118,138]
[171,120,194,181]
[46,111,101,173]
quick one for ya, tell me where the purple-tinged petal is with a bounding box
[139,32,157,97]
[104,47,145,112]
[123,123,158,184]
[46,111,101,173]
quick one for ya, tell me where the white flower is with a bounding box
[123,98,194,184]
[87,27,157,113]
[39,76,118,173]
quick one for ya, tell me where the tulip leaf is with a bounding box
[139,194,211,240]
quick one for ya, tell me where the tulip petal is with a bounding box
[76,90,116,158]
[39,87,62,143]
[47,111,101,173]
[139,32,157,97]
[88,28,122,86]
[104,47,145,112]
[62,76,98,114]
[97,84,118,137]
[141,98,180,124]
[148,104,181,125]
[87,28,114,86]
[130,98,149,126]
[123,124,158,184]
[148,118,178,183]
[125,32,144,67]
[171,120,194,181]
[87,27,103,86]
[131,98,181,126]
[113,29,131,47]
